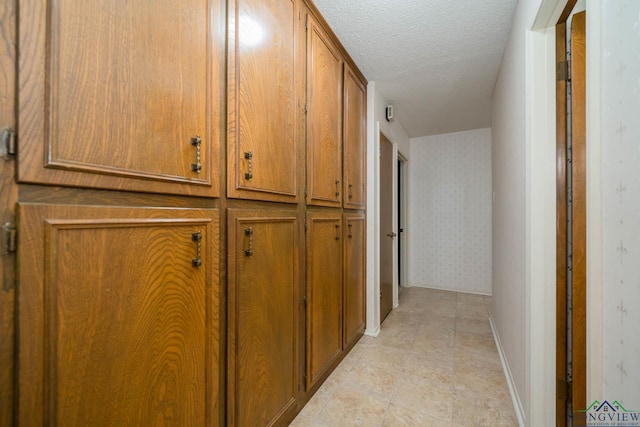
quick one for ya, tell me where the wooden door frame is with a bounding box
[556,3,588,426]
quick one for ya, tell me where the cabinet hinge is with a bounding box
[304,221,308,232]
[305,14,308,30]
[304,103,308,114]
[1,128,16,160]
[2,223,16,255]
[303,374,307,388]
[303,295,308,306]
[557,378,571,401]
[557,60,570,81]
[304,186,308,200]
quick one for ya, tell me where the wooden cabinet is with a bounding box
[16,204,220,426]
[306,14,343,207]
[306,212,343,388]
[306,15,367,209]
[227,209,301,426]
[6,1,367,425]
[18,0,223,197]
[343,213,366,348]
[343,65,367,209]
[227,0,305,203]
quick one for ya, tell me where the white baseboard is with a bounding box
[407,283,492,296]
[364,327,380,337]
[489,316,525,427]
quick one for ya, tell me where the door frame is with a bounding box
[526,0,603,424]
[379,130,399,313]
[364,121,403,336]
[397,152,408,291]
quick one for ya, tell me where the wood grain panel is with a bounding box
[0,0,17,423]
[17,205,220,425]
[555,20,568,426]
[343,64,366,209]
[306,212,342,388]
[570,10,587,417]
[306,15,343,207]
[228,0,301,202]
[343,213,365,348]
[227,209,300,426]
[18,0,223,197]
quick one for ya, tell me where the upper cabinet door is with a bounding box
[18,0,223,197]
[306,14,343,207]
[343,64,367,209]
[227,0,303,203]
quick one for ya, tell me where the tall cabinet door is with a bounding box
[343,64,367,209]
[306,14,343,207]
[18,0,223,197]
[343,213,366,348]
[306,212,342,389]
[227,0,304,202]
[17,205,220,426]
[227,209,301,426]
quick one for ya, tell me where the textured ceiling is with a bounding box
[311,0,518,138]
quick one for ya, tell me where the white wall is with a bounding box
[491,2,533,420]
[598,0,640,405]
[408,128,492,295]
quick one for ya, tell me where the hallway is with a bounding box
[290,287,517,426]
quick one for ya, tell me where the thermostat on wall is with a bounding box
[385,105,394,122]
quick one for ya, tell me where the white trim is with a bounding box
[533,0,569,29]
[527,3,563,424]
[409,283,492,297]
[364,105,380,336]
[397,152,409,290]
[490,316,525,427]
[585,2,603,401]
[364,327,380,338]
[391,139,399,309]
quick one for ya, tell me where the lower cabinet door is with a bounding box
[227,209,301,426]
[17,204,220,426]
[343,213,366,348]
[306,212,343,389]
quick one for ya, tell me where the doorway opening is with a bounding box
[397,154,407,291]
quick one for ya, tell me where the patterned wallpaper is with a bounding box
[408,128,492,295]
[601,0,640,405]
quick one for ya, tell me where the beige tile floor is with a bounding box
[290,287,518,427]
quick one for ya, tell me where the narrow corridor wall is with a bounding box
[598,0,640,405]
[408,128,492,295]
